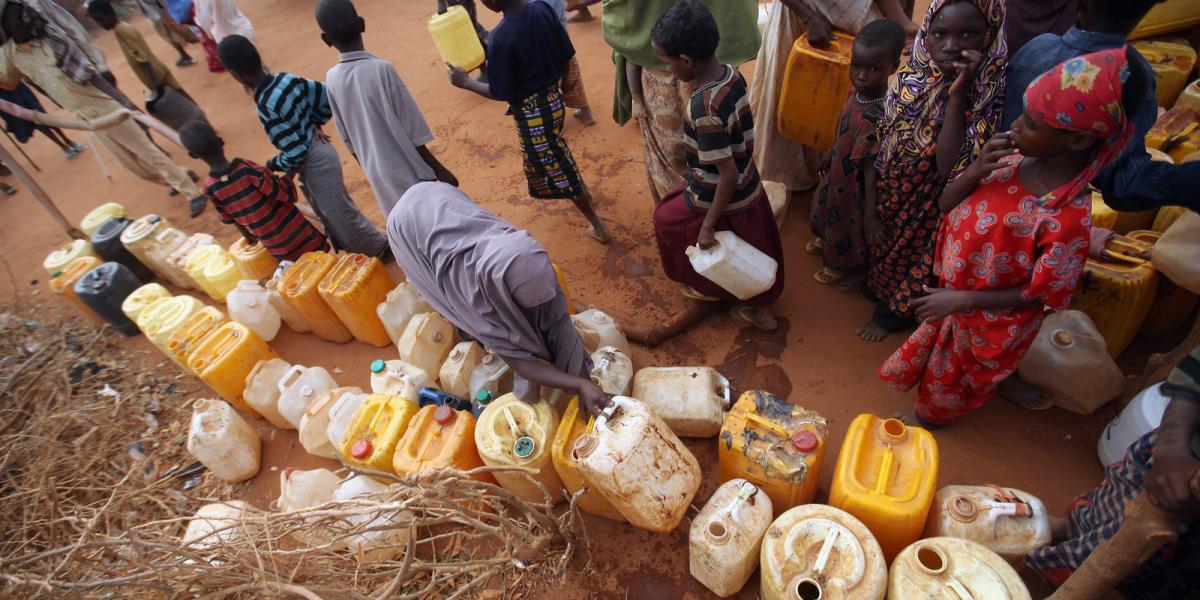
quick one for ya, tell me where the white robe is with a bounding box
[193,0,255,43]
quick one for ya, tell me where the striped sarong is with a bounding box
[512,88,584,200]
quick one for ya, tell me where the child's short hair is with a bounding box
[315,0,360,46]
[179,121,221,157]
[651,0,719,60]
[216,35,262,76]
[84,0,115,17]
[856,19,906,61]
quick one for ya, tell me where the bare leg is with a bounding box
[570,188,610,243]
[573,107,596,126]
[35,125,69,151]
[618,301,723,348]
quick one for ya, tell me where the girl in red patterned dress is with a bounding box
[879,46,1142,427]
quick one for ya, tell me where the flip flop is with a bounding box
[805,238,824,255]
[731,305,778,331]
[813,267,844,285]
[999,376,1053,410]
[681,285,719,302]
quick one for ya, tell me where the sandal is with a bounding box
[999,376,1053,410]
[805,238,824,255]
[731,305,778,331]
[813,267,844,285]
[681,285,719,302]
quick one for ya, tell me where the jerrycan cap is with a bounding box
[1052,330,1076,347]
[949,495,980,522]
[589,311,609,324]
[513,436,536,458]
[370,359,386,374]
[351,439,373,459]
[434,404,456,425]
[448,348,463,362]
[300,385,314,397]
[791,430,819,453]
[475,391,493,405]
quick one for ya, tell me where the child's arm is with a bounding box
[910,286,1033,322]
[938,132,1014,212]
[863,157,884,243]
[417,145,458,187]
[698,157,739,249]
[448,64,496,100]
[874,0,919,36]
[935,50,983,180]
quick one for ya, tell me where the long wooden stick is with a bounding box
[0,142,82,239]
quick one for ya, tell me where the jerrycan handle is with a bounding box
[722,481,759,523]
[1100,237,1151,265]
[714,372,731,409]
[946,579,974,600]
[278,364,306,394]
[743,412,790,438]
[785,523,842,576]
[593,396,632,433]
[502,404,519,436]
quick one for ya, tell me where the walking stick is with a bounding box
[2,129,39,172]
[0,142,83,239]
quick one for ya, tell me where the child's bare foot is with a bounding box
[857,318,890,342]
[585,224,610,243]
[838,274,865,293]
[573,107,596,126]
[732,306,778,331]
[568,6,594,22]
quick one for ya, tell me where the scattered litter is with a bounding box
[22,337,41,354]
[24,320,38,330]
[98,385,121,403]
[126,442,146,462]
[332,366,344,374]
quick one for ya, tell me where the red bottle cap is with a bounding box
[351,439,372,459]
[791,430,819,453]
[434,404,456,425]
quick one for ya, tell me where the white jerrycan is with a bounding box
[277,365,338,429]
[690,479,774,597]
[186,399,261,483]
[686,230,778,300]
[226,280,282,342]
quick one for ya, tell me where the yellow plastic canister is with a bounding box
[1146,107,1199,163]
[120,283,170,324]
[165,305,229,370]
[1152,205,1187,233]
[777,30,854,150]
[79,202,125,236]
[49,256,103,321]
[1131,40,1196,108]
[719,390,829,516]
[138,294,204,353]
[1129,0,1200,40]
[203,253,241,302]
[760,504,888,600]
[1073,234,1160,357]
[427,5,485,71]
[317,253,395,347]
[475,394,563,505]
[1090,190,1159,235]
[185,244,228,301]
[228,237,279,281]
[1177,79,1200,112]
[186,321,275,416]
[339,393,419,474]
[393,404,494,483]
[553,262,575,314]
[1128,230,1197,339]
[279,251,353,343]
[549,397,626,521]
[829,414,939,561]
[888,537,1030,599]
[43,239,98,277]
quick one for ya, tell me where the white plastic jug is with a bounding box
[469,352,514,400]
[1016,310,1123,415]
[186,399,261,482]
[277,467,343,548]
[243,358,293,429]
[759,504,888,600]
[690,479,774,597]
[686,230,778,300]
[226,280,282,342]
[631,366,731,437]
[397,312,456,378]
[1098,383,1170,466]
[277,365,338,429]
[572,396,701,534]
[439,340,485,399]
[327,390,368,451]
[924,485,1052,565]
[369,359,434,401]
[267,264,311,333]
[889,537,1030,599]
[334,475,410,563]
[182,501,250,550]
[299,387,362,459]
[590,346,634,396]
[377,282,433,345]
[146,227,194,289]
[571,309,631,356]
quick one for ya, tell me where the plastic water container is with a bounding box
[889,537,1030,599]
[120,282,169,324]
[277,467,342,548]
[92,217,154,282]
[299,386,362,459]
[1129,229,1199,338]
[226,280,281,342]
[1098,383,1171,466]
[760,504,888,600]
[468,352,514,400]
[119,214,172,280]
[228,237,278,281]
[393,404,493,482]
[690,479,774,598]
[202,253,241,302]
[186,399,260,482]
[166,306,228,370]
[572,396,701,534]
[318,253,395,347]
[43,239,98,277]
[147,227,195,289]
[185,244,228,301]
[925,485,1052,565]
[1016,310,1123,415]
[1147,107,1199,163]
[397,312,456,378]
[571,309,630,356]
[369,358,435,401]
[720,390,829,516]
[182,501,249,549]
[377,282,433,345]
[75,262,142,336]
[428,5,485,70]
[829,414,939,561]
[79,202,125,236]
[333,475,410,563]
[589,346,633,395]
[1073,233,1160,358]
[1131,40,1196,107]
[1090,191,1158,235]
[167,232,216,289]
[475,394,563,504]
[550,397,626,521]
[277,365,338,429]
[340,393,420,473]
[777,31,854,149]
[1178,79,1200,112]
[279,251,352,343]
[243,357,293,429]
[188,322,276,416]
[687,231,778,301]
[138,294,203,352]
[440,341,485,399]
[327,390,367,451]
[631,366,730,437]
[1129,0,1200,40]
[267,265,311,333]
[49,256,103,321]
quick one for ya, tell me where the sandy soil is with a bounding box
[0,1,1175,598]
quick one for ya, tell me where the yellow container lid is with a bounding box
[120,214,167,246]
[43,239,97,277]
[121,283,171,323]
[80,202,126,236]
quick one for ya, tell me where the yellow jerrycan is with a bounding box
[187,321,276,416]
[1152,205,1187,233]
[1090,190,1158,234]
[1127,229,1198,338]
[1146,106,1200,163]
[829,414,939,561]
[44,239,98,277]
[49,256,103,322]
[428,5,484,71]
[79,202,125,236]
[120,282,170,324]
[1177,79,1200,112]
[184,244,228,302]
[759,504,888,600]
[1131,40,1196,108]
[317,253,394,347]
[690,479,774,598]
[393,404,493,482]
[550,397,626,521]
[228,237,278,281]
[719,390,828,516]
[279,251,352,343]
[475,394,563,505]
[1129,0,1200,40]
[777,31,854,150]
[397,312,456,378]
[339,393,419,474]
[138,294,204,360]
[1072,234,1159,358]
[202,252,241,302]
[888,537,1030,599]
[165,305,229,370]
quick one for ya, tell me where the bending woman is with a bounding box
[387,181,610,418]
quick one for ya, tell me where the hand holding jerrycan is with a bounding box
[686,231,778,300]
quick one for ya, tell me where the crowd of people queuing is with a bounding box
[0,0,1195,594]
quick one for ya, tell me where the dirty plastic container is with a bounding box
[1073,234,1160,357]
[377,282,433,344]
[687,230,778,301]
[777,31,854,149]
[690,479,774,598]
[333,475,410,563]
[1146,106,1199,163]
[340,393,420,473]
[468,352,515,400]
[119,214,171,279]
[183,501,249,549]
[226,280,281,342]
[760,504,888,600]
[277,364,338,429]
[1090,191,1158,235]
[1129,0,1200,40]
[49,256,103,321]
[1154,204,1187,234]
[318,253,395,347]
[397,312,456,378]
[120,282,170,324]
[299,386,362,459]
[418,387,472,411]
[167,232,216,289]
[202,253,241,302]
[1098,383,1170,466]
[79,202,125,236]
[327,390,368,451]
[75,262,142,335]
[393,403,493,482]
[428,5,485,70]
[476,394,563,504]
[572,396,701,534]
[43,239,98,277]
[1132,40,1196,107]
[186,398,261,482]
[187,321,276,416]
[631,366,730,437]
[369,358,435,401]
[829,414,939,561]
[277,467,342,548]
[440,341,485,398]
[925,485,1051,564]
[243,357,293,429]
[138,294,203,352]
[91,217,154,282]
[1016,310,1124,415]
[589,346,634,396]
[720,390,829,516]
[267,265,310,333]
[147,227,195,289]
[279,251,352,343]
[550,397,626,521]
[228,237,278,281]
[1178,79,1200,112]
[1128,229,1199,338]
[184,244,228,301]
[165,306,228,370]
[889,537,1030,600]
[571,309,630,356]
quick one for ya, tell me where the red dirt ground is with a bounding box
[0,1,1166,598]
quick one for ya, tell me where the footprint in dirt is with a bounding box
[717,318,793,401]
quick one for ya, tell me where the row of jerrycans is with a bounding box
[275,251,396,346]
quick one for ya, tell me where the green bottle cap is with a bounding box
[370,359,386,373]
[475,390,493,404]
